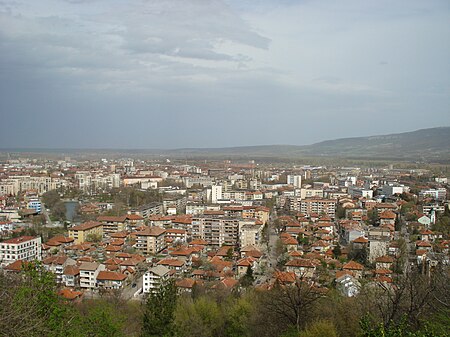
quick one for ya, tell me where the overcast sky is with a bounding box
[1,0,449,149]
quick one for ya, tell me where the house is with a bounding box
[43,255,76,284]
[342,261,364,279]
[336,273,360,297]
[157,258,186,274]
[417,215,432,229]
[236,257,257,277]
[175,278,198,293]
[58,288,83,302]
[63,265,80,288]
[379,211,396,226]
[285,258,317,278]
[375,255,394,270]
[281,233,298,251]
[274,271,296,285]
[96,271,127,290]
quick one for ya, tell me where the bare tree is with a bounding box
[255,274,326,334]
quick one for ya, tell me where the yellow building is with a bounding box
[68,221,103,244]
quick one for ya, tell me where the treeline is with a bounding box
[1,263,448,337]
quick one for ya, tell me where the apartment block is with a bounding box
[0,236,42,266]
[68,221,103,244]
[133,227,166,255]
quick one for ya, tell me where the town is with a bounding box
[0,153,448,336]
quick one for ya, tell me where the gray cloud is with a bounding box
[0,0,449,149]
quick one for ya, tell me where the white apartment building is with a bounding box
[287,175,302,188]
[239,220,264,247]
[0,236,42,266]
[381,184,408,197]
[0,175,65,196]
[419,188,447,201]
[143,265,171,294]
[209,185,223,203]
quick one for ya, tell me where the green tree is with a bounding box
[332,244,342,259]
[81,300,124,337]
[0,262,79,337]
[174,296,223,337]
[142,279,178,337]
[86,233,102,243]
[240,266,255,288]
[224,297,253,337]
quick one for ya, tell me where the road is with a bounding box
[41,206,52,226]
[255,209,279,285]
[122,274,144,300]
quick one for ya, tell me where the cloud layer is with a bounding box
[1,0,449,148]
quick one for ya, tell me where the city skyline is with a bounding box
[1,0,449,149]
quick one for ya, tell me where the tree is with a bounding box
[240,266,255,288]
[298,320,338,337]
[174,296,223,337]
[142,279,178,337]
[52,201,67,221]
[224,297,253,337]
[359,263,449,333]
[332,244,342,259]
[86,233,102,243]
[255,277,325,334]
[0,262,79,337]
[81,300,124,336]
[366,209,379,226]
[335,205,346,219]
[42,190,61,208]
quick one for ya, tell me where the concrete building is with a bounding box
[191,214,240,247]
[133,227,166,255]
[300,198,336,219]
[239,220,264,247]
[143,265,171,294]
[68,221,103,244]
[0,236,42,266]
[79,262,105,290]
[419,188,447,201]
[287,175,302,188]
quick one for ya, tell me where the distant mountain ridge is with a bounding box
[1,127,449,162]
[166,127,450,161]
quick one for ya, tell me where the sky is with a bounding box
[0,0,449,149]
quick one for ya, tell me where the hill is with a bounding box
[166,127,450,161]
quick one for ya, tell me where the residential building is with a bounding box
[300,198,336,219]
[287,175,302,188]
[134,227,166,255]
[79,262,105,290]
[143,265,171,293]
[68,221,103,244]
[419,188,447,201]
[0,236,42,266]
[96,271,127,289]
[191,214,240,247]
